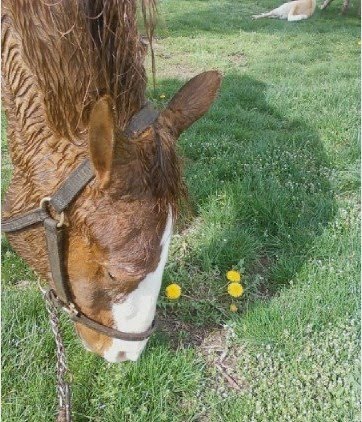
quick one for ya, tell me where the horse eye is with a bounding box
[108,271,116,281]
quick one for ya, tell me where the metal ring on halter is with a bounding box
[40,197,65,228]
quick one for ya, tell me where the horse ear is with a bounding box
[158,71,221,137]
[88,96,114,188]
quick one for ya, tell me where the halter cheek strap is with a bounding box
[2,103,159,342]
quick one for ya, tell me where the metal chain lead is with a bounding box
[44,290,72,422]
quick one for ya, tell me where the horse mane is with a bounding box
[4,0,186,212]
[8,0,156,141]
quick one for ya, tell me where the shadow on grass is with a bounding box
[151,73,337,348]
[159,0,360,38]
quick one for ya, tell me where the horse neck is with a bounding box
[2,20,86,216]
[2,1,148,214]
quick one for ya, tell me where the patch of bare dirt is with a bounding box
[178,327,250,421]
[145,41,202,80]
[159,316,257,420]
[158,313,219,349]
[159,316,248,395]
[14,279,32,289]
[228,52,247,67]
[199,327,249,394]
[157,62,199,80]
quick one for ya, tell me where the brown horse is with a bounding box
[2,0,221,362]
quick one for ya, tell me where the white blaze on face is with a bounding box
[103,210,173,363]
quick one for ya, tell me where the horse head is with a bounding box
[66,71,221,361]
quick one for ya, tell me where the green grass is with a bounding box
[2,1,360,420]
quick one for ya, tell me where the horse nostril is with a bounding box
[117,351,127,362]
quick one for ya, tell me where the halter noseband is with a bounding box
[2,103,159,342]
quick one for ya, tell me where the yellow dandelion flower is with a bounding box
[227,282,244,298]
[160,94,166,99]
[165,283,181,300]
[230,304,238,313]
[226,270,241,283]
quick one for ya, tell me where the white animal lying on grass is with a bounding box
[252,0,316,21]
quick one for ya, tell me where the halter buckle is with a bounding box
[62,302,80,318]
[40,197,65,228]
[46,289,80,317]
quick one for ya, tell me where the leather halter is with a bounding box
[2,103,160,342]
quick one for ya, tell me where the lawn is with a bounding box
[1,0,360,421]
